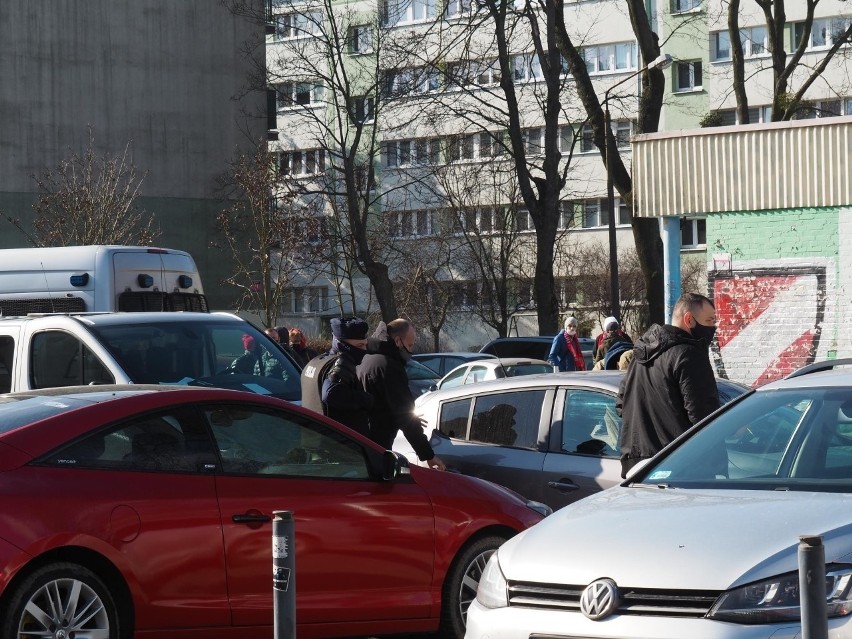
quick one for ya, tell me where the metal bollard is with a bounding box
[799,535,828,639]
[273,510,296,639]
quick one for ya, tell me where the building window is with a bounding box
[447,59,501,90]
[383,0,437,26]
[384,138,440,167]
[351,97,374,123]
[386,67,440,96]
[559,201,577,229]
[793,17,852,50]
[348,25,372,54]
[671,0,700,12]
[716,106,772,125]
[512,53,544,82]
[272,12,322,40]
[284,287,329,314]
[582,42,638,74]
[681,217,706,248]
[523,128,544,156]
[515,209,532,232]
[581,198,629,228]
[390,210,434,238]
[674,61,703,92]
[444,0,480,18]
[276,83,324,110]
[280,150,326,176]
[793,99,847,120]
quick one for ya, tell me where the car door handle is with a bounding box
[548,479,580,492]
[232,513,272,524]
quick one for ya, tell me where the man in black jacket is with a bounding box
[358,319,445,470]
[617,292,720,478]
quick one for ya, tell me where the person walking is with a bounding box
[616,292,720,478]
[547,316,586,371]
[358,319,445,470]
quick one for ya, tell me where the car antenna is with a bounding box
[40,260,57,314]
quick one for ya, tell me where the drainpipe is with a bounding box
[660,217,681,323]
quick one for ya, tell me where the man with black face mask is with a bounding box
[616,292,720,478]
[358,319,446,470]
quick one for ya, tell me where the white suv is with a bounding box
[467,360,852,639]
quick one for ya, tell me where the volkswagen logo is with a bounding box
[579,578,620,620]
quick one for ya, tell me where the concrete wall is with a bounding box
[0,1,266,310]
[707,206,852,386]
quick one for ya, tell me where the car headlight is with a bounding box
[708,566,852,624]
[476,552,509,609]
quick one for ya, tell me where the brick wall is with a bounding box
[707,206,850,386]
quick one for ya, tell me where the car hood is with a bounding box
[500,486,852,590]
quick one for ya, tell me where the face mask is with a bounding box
[691,323,717,345]
[394,339,413,362]
[566,327,577,336]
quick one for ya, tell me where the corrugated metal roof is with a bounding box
[632,115,852,217]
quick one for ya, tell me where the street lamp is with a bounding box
[604,52,673,320]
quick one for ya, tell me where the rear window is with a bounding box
[0,396,92,435]
[483,340,550,360]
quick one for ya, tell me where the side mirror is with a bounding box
[382,450,411,481]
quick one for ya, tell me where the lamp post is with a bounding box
[604,52,673,320]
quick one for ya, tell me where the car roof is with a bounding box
[428,370,626,401]
[71,311,243,326]
[758,364,852,390]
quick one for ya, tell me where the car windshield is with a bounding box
[502,363,553,376]
[639,388,852,492]
[88,320,302,402]
[407,360,439,380]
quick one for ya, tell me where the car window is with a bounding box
[469,391,544,448]
[438,398,472,438]
[468,365,490,384]
[42,407,216,473]
[640,390,852,488]
[205,405,370,479]
[503,363,553,377]
[562,389,621,457]
[416,356,442,373]
[406,359,439,380]
[439,366,469,390]
[31,331,114,388]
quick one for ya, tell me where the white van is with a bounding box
[0,245,207,315]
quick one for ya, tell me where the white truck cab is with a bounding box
[0,312,302,401]
[0,245,207,315]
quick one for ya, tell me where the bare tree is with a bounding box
[5,129,157,247]
[726,0,852,122]
[225,0,425,322]
[216,142,324,328]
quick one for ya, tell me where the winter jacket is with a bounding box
[320,340,373,438]
[547,331,586,371]
[594,330,632,363]
[616,323,719,463]
[357,323,435,461]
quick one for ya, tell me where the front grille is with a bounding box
[508,581,722,618]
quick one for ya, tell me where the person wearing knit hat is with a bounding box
[594,316,632,368]
[547,315,586,371]
[229,333,262,374]
[313,317,373,437]
[358,319,446,471]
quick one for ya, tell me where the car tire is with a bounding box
[438,534,508,639]
[1,562,122,639]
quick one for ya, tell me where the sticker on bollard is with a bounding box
[273,511,296,639]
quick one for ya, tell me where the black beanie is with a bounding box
[330,317,369,340]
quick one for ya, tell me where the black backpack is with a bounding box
[300,352,337,415]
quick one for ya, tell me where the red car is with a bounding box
[0,386,546,639]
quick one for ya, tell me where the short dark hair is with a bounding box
[672,292,714,322]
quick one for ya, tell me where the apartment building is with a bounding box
[267,0,851,346]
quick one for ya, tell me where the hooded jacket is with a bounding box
[357,322,435,461]
[616,323,719,461]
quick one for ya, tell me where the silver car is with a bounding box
[467,360,852,639]
[395,371,748,510]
